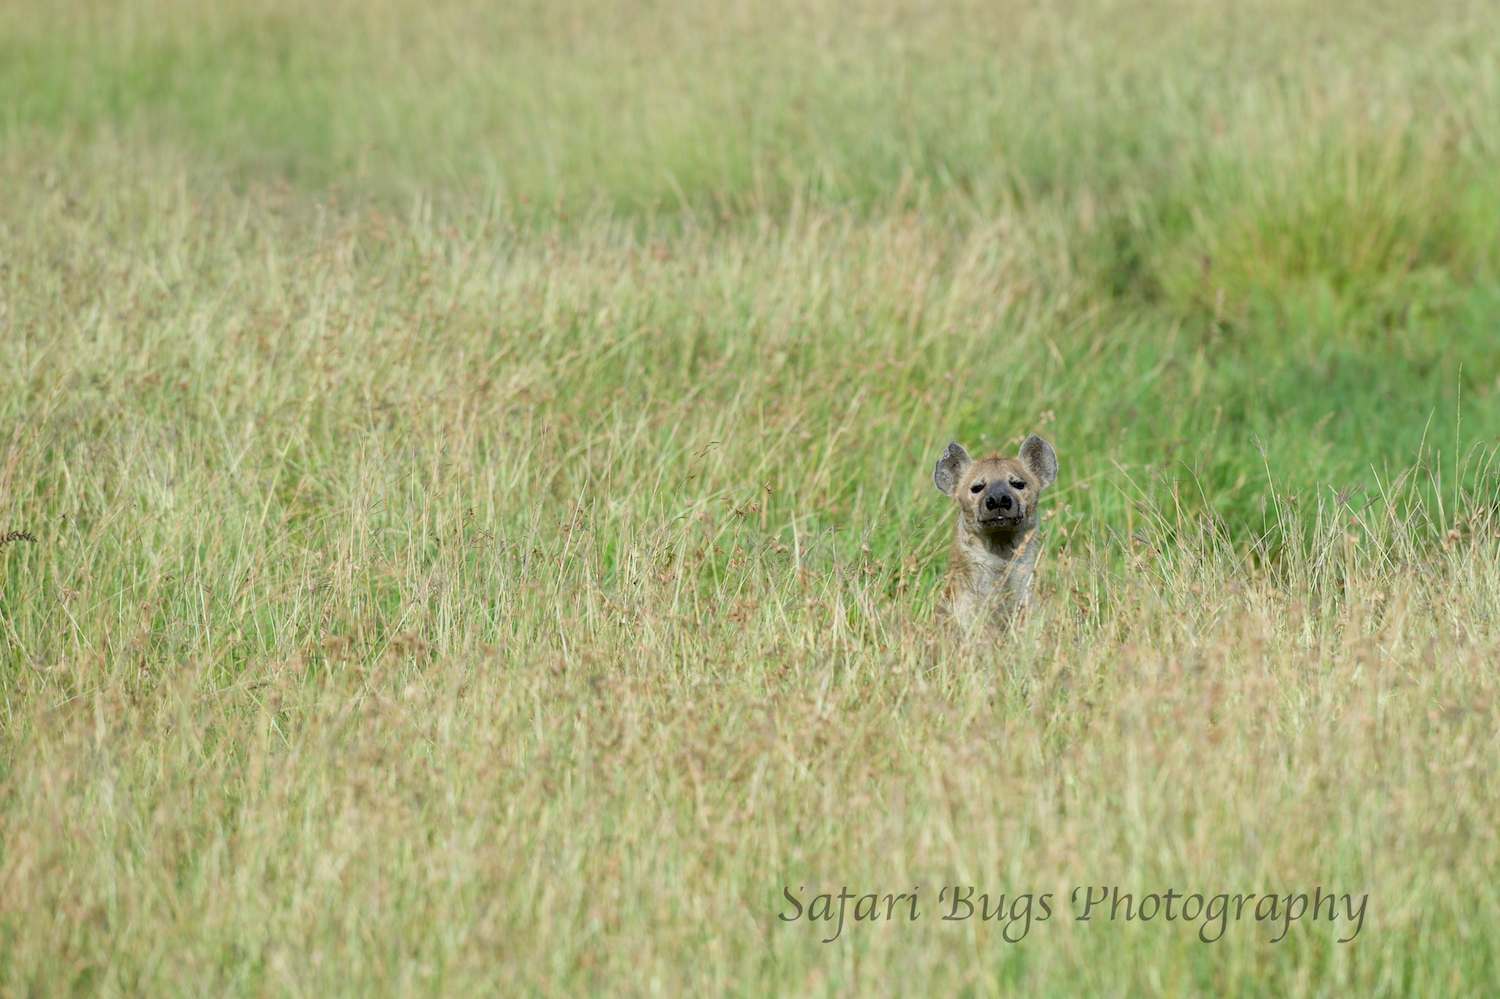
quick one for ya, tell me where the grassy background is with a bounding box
[2,0,1499,995]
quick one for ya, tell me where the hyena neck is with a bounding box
[949,524,1040,625]
[956,524,1039,575]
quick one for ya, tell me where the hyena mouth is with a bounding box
[977,513,1027,530]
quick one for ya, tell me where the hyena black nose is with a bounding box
[985,492,1013,512]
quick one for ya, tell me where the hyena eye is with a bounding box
[969,483,985,494]
[1011,479,1027,490]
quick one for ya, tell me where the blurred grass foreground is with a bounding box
[2,0,1500,995]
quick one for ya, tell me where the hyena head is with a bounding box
[933,435,1058,536]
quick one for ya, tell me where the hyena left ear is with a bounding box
[933,441,972,496]
[1018,434,1057,489]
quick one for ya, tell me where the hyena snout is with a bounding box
[976,481,1025,524]
[983,484,1014,513]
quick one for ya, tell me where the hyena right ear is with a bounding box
[1018,434,1058,489]
[933,441,972,496]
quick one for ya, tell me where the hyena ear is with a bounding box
[933,441,972,497]
[1018,434,1057,489]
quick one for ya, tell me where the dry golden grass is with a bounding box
[2,0,1500,994]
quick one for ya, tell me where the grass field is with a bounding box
[3,0,1500,995]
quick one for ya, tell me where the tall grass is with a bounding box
[2,0,1499,994]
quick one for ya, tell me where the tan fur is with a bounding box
[932,435,1058,630]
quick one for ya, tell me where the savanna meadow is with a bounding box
[3,0,1500,995]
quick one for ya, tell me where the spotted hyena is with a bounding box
[932,434,1058,628]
